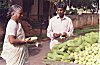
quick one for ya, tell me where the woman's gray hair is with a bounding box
[7,4,22,17]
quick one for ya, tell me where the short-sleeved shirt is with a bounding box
[47,15,74,39]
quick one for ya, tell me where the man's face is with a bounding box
[56,8,64,17]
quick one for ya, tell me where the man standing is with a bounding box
[47,2,74,50]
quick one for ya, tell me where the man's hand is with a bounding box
[61,32,67,37]
[53,33,61,38]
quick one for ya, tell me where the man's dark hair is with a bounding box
[55,2,66,10]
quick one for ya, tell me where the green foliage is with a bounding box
[74,25,99,35]
[51,0,65,3]
[70,0,98,9]
[0,2,9,10]
[0,2,9,20]
[66,9,78,15]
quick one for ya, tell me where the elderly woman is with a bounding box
[47,2,74,50]
[1,4,33,65]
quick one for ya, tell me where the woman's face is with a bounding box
[56,8,64,17]
[13,10,23,20]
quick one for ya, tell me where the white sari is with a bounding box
[1,19,29,65]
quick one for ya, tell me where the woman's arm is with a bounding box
[8,35,33,45]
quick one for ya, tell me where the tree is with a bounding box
[51,0,98,9]
[70,0,98,9]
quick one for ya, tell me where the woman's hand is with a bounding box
[26,40,34,43]
[25,38,34,44]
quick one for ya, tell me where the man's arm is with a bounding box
[67,19,74,36]
[47,19,54,39]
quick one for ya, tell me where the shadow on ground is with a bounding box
[28,44,43,56]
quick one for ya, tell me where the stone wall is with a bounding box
[68,13,99,29]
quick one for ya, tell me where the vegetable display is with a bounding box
[44,32,99,65]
